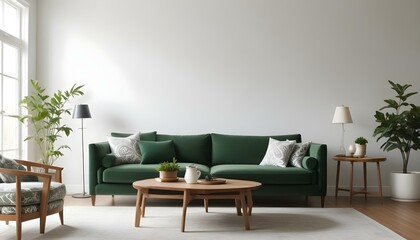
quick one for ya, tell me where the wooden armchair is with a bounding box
[0,160,66,240]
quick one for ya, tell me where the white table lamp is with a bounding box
[332,106,353,156]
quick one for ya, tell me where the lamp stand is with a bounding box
[73,118,90,198]
[338,123,347,156]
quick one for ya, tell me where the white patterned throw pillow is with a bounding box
[289,142,311,168]
[0,155,38,183]
[259,138,296,167]
[107,132,141,165]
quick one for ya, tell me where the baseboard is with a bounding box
[65,184,89,195]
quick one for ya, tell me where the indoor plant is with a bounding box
[20,80,85,165]
[354,137,368,157]
[373,80,420,201]
[155,158,180,180]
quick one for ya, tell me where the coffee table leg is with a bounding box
[246,190,253,216]
[181,190,191,232]
[204,198,209,213]
[235,199,242,216]
[141,189,148,217]
[240,191,250,230]
[135,189,142,227]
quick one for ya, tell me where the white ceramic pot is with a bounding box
[353,144,366,157]
[390,171,420,202]
[348,144,356,156]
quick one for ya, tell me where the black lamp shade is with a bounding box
[72,104,91,119]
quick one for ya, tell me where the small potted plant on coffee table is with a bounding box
[354,137,368,157]
[155,158,180,182]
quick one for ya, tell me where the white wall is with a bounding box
[36,0,420,195]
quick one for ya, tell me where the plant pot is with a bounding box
[353,144,366,157]
[390,171,420,202]
[159,171,178,180]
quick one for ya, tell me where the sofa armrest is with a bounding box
[307,143,327,195]
[101,154,117,168]
[89,142,111,195]
[302,156,318,170]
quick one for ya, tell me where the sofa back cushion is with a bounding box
[156,134,212,166]
[211,133,301,165]
[111,131,157,141]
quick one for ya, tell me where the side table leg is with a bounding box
[135,189,142,227]
[377,162,383,204]
[349,162,354,204]
[335,161,341,197]
[363,162,367,199]
[181,190,191,232]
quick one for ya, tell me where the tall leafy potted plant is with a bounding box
[373,80,420,201]
[20,80,85,165]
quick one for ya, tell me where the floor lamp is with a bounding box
[72,104,91,198]
[332,105,353,156]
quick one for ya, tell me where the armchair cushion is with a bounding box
[0,182,66,206]
[0,199,64,215]
[0,156,38,183]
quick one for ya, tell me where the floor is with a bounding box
[65,195,420,240]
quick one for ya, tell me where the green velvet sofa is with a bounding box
[89,132,327,207]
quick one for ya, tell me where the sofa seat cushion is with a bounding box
[102,163,211,183]
[0,182,66,206]
[210,165,313,185]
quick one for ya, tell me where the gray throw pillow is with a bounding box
[107,132,142,165]
[0,155,38,183]
[289,142,311,168]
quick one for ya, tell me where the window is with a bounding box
[0,0,28,159]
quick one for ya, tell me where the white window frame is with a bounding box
[0,0,29,159]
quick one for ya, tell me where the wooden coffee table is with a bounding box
[132,178,261,232]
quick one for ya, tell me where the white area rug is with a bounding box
[0,206,402,240]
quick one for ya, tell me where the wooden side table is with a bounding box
[332,156,386,204]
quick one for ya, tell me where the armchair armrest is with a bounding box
[15,160,63,183]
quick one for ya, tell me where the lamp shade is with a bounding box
[332,106,353,124]
[72,104,91,119]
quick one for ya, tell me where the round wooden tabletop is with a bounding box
[332,156,386,163]
[133,178,261,191]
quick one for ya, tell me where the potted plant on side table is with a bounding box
[354,137,368,158]
[155,158,180,182]
[373,80,420,202]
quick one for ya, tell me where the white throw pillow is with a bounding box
[289,142,311,168]
[107,132,141,165]
[259,138,295,167]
